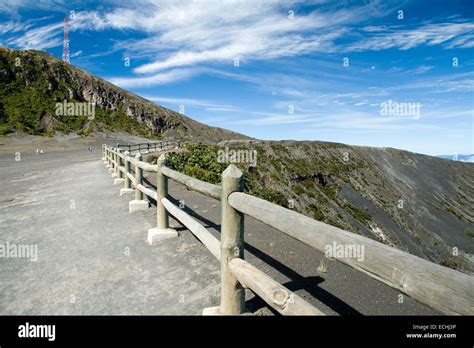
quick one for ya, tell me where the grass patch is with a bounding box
[465,230,474,238]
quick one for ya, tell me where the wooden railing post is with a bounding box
[113,148,125,185]
[135,153,143,201]
[147,154,178,244]
[157,155,169,229]
[128,153,148,213]
[109,147,116,175]
[120,151,134,196]
[105,146,111,168]
[111,148,119,178]
[124,151,131,188]
[118,149,124,179]
[204,164,245,315]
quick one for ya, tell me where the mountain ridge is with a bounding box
[0,46,250,142]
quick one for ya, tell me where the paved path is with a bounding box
[0,148,439,315]
[0,149,220,314]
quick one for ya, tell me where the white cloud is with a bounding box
[107,68,198,88]
[143,95,237,110]
[70,50,82,58]
[5,21,63,49]
[0,21,31,34]
[348,22,474,51]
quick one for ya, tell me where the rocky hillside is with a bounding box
[0,46,248,142]
[165,141,474,274]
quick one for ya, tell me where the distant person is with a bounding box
[40,150,44,155]
[88,147,92,152]
[36,149,39,155]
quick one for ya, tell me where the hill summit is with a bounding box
[0,46,248,142]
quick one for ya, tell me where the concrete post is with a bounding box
[147,154,178,244]
[129,153,148,213]
[203,164,245,315]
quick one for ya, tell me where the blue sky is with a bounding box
[1,0,473,156]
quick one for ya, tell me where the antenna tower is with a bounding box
[62,16,70,63]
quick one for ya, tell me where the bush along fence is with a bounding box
[101,144,474,315]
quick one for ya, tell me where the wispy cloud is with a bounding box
[0,20,31,34]
[107,68,199,88]
[5,21,63,49]
[143,95,238,110]
[348,22,474,51]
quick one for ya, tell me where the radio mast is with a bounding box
[62,16,70,63]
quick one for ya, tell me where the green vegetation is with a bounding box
[307,203,325,221]
[439,258,459,270]
[465,230,474,238]
[293,184,305,195]
[166,144,289,207]
[147,154,158,164]
[342,203,371,224]
[320,184,338,201]
[446,207,464,220]
[164,142,375,228]
[0,48,155,137]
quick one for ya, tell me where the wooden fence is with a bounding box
[115,141,180,155]
[101,143,474,315]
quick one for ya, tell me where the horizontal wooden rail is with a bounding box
[129,157,157,172]
[116,141,180,154]
[227,192,474,315]
[126,172,136,186]
[162,198,221,261]
[228,258,324,315]
[137,184,157,201]
[160,166,222,200]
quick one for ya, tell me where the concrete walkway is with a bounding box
[0,148,439,315]
[0,149,220,314]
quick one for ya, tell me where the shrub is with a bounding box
[147,154,158,164]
